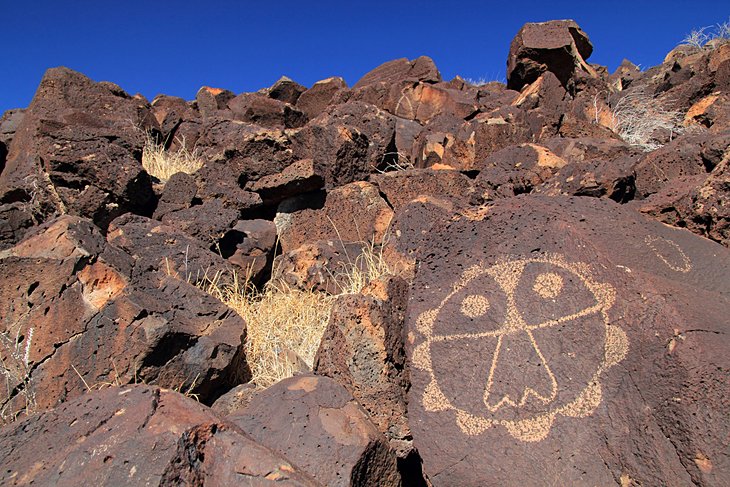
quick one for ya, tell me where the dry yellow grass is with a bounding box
[202,242,394,388]
[142,135,204,181]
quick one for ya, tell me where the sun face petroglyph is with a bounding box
[411,254,628,442]
[645,236,691,273]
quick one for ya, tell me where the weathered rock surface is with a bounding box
[249,158,325,206]
[507,20,597,92]
[0,67,157,236]
[314,276,411,448]
[230,374,401,487]
[275,181,393,254]
[371,167,476,210]
[0,215,248,418]
[353,57,441,90]
[404,195,730,486]
[296,76,348,119]
[0,385,317,486]
[267,76,307,105]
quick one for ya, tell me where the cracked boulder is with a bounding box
[0,385,317,486]
[274,181,393,254]
[0,215,249,420]
[402,195,729,486]
[0,67,157,236]
[371,167,476,210]
[314,276,412,455]
[507,20,598,92]
[230,374,401,487]
[296,76,349,119]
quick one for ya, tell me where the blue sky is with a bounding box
[2,1,727,113]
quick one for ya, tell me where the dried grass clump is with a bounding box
[0,326,35,424]
[202,242,395,389]
[680,19,730,49]
[142,135,204,181]
[610,90,684,151]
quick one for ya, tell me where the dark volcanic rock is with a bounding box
[315,276,411,447]
[195,85,235,118]
[0,67,157,235]
[249,159,325,206]
[273,240,367,294]
[275,181,393,254]
[267,76,307,105]
[634,131,729,198]
[507,20,597,92]
[230,374,401,487]
[297,76,349,119]
[371,167,476,210]
[0,385,316,486]
[404,195,730,486]
[228,92,308,129]
[353,56,441,90]
[0,215,248,418]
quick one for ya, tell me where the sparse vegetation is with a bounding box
[0,326,35,424]
[680,18,730,49]
[142,134,204,182]
[609,89,684,151]
[202,241,395,388]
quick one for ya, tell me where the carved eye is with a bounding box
[533,272,563,299]
[461,295,490,318]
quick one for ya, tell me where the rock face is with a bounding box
[405,195,729,486]
[507,20,596,92]
[230,374,401,487]
[1,17,729,487]
[0,215,248,418]
[0,67,156,234]
[0,385,317,486]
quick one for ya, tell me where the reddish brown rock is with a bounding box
[0,67,157,234]
[228,92,308,129]
[296,76,349,119]
[507,20,597,92]
[150,94,198,144]
[353,56,441,90]
[267,75,307,105]
[634,131,729,198]
[635,152,730,247]
[248,159,325,206]
[195,85,235,117]
[610,59,642,90]
[218,219,278,283]
[0,215,248,419]
[0,385,316,486]
[474,143,568,199]
[403,195,730,486]
[289,120,370,189]
[371,167,476,210]
[275,181,394,254]
[317,101,398,172]
[230,374,401,487]
[273,239,367,294]
[211,382,260,416]
[194,119,296,183]
[314,276,411,447]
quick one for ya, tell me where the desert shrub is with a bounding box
[681,18,730,49]
[0,326,35,423]
[142,135,204,181]
[609,90,684,151]
[202,242,395,388]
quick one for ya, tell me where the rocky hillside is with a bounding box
[1,19,728,486]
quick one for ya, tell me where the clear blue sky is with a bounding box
[2,1,727,113]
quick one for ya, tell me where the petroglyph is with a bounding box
[412,254,628,442]
[645,236,691,273]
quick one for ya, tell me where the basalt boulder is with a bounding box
[230,374,401,487]
[403,195,730,486]
[0,67,157,235]
[0,385,317,486]
[0,215,248,419]
[507,20,598,92]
